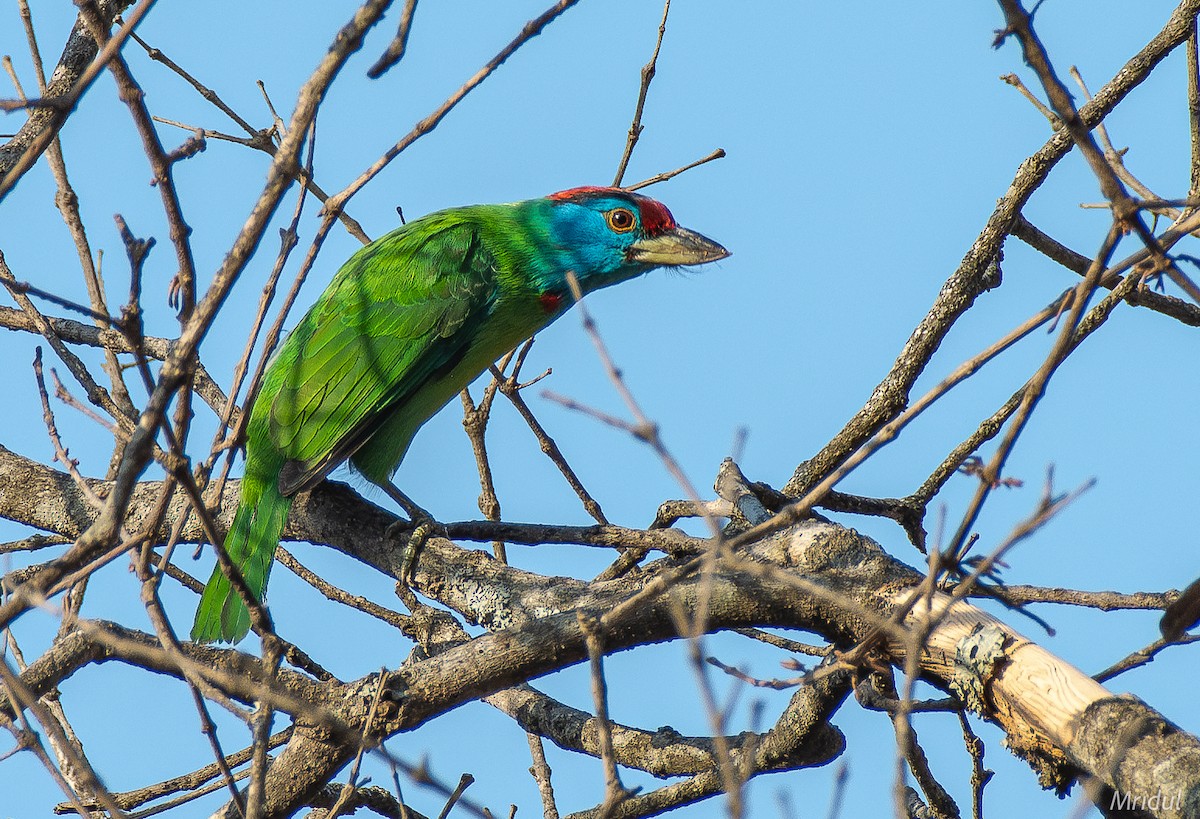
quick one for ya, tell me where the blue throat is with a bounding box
[519,197,650,295]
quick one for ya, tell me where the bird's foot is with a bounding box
[399,519,434,586]
[382,482,436,586]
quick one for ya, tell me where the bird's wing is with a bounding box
[266,220,498,495]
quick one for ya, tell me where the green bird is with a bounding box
[190,186,729,643]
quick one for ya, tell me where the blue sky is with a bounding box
[1,1,1197,817]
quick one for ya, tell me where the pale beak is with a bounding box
[628,226,730,266]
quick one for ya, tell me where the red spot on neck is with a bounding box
[539,292,565,314]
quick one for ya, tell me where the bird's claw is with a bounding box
[387,515,434,587]
[380,482,438,586]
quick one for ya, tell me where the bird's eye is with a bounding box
[606,208,636,233]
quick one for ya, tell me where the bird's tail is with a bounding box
[190,469,292,643]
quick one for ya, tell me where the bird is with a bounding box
[190,186,730,643]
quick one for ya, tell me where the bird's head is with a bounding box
[530,186,729,294]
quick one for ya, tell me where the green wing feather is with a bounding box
[191,215,499,643]
[271,219,498,494]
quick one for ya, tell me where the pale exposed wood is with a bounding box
[879,590,1200,816]
[889,592,1109,747]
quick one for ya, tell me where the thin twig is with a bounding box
[0,0,156,199]
[612,0,671,186]
[325,673,388,817]
[367,0,420,78]
[626,148,726,192]
[492,341,608,525]
[578,612,633,814]
[324,0,583,219]
[957,711,992,819]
